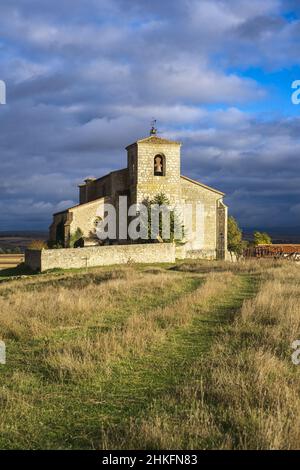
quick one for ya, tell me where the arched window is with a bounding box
[154,154,165,176]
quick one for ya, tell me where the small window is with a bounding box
[154,154,165,176]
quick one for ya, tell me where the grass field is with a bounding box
[0,254,24,270]
[0,259,299,449]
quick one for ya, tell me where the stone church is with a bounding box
[49,131,228,259]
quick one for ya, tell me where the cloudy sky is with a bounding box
[1,0,300,232]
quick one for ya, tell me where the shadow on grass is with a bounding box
[0,263,37,278]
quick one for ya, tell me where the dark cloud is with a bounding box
[0,0,299,232]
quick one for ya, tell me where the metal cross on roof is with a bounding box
[150,119,157,135]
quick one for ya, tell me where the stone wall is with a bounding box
[25,243,176,272]
[185,249,217,260]
[78,169,129,204]
[70,197,107,239]
[180,176,223,253]
[216,200,228,260]
[49,197,110,247]
[175,245,217,260]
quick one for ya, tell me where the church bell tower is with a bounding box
[126,129,182,206]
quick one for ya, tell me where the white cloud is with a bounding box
[0,0,299,231]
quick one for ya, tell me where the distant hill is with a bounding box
[0,231,48,238]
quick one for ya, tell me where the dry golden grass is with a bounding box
[0,268,185,341]
[0,254,24,269]
[175,258,286,274]
[44,271,234,380]
[1,260,299,449]
[120,262,300,450]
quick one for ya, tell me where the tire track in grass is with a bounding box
[39,272,258,449]
[0,271,202,449]
[0,272,258,449]
[95,273,260,449]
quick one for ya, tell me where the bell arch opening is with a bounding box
[154,154,166,176]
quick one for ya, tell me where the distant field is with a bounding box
[0,232,47,253]
[0,254,24,269]
[0,259,299,449]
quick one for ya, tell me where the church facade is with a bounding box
[49,134,228,259]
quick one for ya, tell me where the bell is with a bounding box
[154,156,163,173]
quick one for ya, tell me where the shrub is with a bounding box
[253,231,272,245]
[28,240,47,250]
[69,227,84,248]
